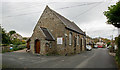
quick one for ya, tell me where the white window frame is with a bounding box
[77,35,79,45]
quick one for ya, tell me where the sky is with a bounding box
[1,0,119,39]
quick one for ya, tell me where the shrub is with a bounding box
[115,35,120,67]
[11,39,22,45]
[22,40,26,44]
[12,44,26,51]
[12,45,18,51]
[2,46,11,53]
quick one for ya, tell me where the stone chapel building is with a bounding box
[27,6,86,55]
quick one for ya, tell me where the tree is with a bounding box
[104,1,120,66]
[11,38,22,45]
[9,30,16,36]
[2,28,11,45]
[104,1,120,28]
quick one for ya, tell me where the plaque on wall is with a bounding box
[57,37,63,44]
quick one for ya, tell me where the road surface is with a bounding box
[2,48,118,69]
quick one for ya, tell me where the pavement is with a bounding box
[13,48,27,53]
[2,48,118,69]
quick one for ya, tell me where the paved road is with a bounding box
[2,48,118,69]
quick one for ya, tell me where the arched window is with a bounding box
[77,35,79,45]
[69,32,72,45]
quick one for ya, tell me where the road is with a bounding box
[2,48,118,69]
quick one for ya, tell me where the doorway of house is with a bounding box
[74,37,76,54]
[35,39,40,54]
[27,41,30,50]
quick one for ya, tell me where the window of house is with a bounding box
[49,42,52,48]
[77,35,79,45]
[69,32,72,45]
[65,34,67,47]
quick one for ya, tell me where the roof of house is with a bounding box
[11,33,23,40]
[47,6,85,35]
[40,27,55,41]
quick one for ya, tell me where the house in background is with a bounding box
[86,35,95,48]
[27,6,86,55]
[10,33,23,41]
[96,38,106,48]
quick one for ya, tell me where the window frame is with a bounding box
[69,32,72,45]
[77,35,79,45]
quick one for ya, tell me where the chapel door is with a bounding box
[35,39,40,54]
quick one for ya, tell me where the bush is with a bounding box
[12,45,18,51]
[11,39,22,45]
[12,44,26,51]
[22,40,26,44]
[17,44,26,50]
[2,46,11,53]
[115,35,120,67]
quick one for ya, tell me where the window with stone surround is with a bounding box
[77,35,79,45]
[69,32,72,45]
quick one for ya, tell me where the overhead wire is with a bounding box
[73,0,112,20]
[3,2,101,18]
[72,2,103,20]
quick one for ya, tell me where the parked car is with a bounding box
[98,45,102,48]
[94,45,98,48]
[86,45,92,51]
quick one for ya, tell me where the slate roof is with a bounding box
[49,6,85,35]
[40,27,55,41]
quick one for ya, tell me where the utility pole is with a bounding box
[112,28,115,52]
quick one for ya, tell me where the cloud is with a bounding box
[2,0,118,2]
[1,1,119,39]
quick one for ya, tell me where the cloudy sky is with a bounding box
[1,0,119,39]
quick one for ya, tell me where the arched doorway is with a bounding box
[27,41,30,50]
[26,39,31,52]
[35,39,40,54]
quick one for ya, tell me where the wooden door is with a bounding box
[35,40,40,54]
[27,41,30,50]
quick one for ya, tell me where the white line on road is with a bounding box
[75,51,96,68]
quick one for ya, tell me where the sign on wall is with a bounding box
[57,37,63,44]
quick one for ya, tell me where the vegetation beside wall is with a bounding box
[1,26,27,53]
[115,35,120,68]
[2,44,26,53]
